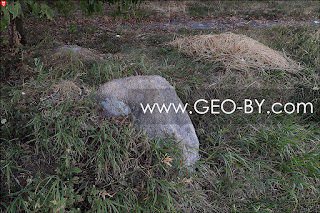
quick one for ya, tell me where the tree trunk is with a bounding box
[10,18,14,46]
[15,16,26,45]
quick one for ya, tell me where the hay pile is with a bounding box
[170,32,300,73]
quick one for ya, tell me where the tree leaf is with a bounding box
[25,0,34,8]
[6,2,15,16]
[32,2,41,16]
[40,4,54,20]
[7,2,23,20]
[44,7,54,20]
[17,2,24,18]
[0,7,10,31]
[40,3,50,11]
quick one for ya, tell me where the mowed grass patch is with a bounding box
[192,113,320,212]
[188,1,320,20]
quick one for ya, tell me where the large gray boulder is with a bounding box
[95,75,200,169]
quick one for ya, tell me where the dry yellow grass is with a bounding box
[170,32,301,73]
[142,1,188,17]
[52,80,82,100]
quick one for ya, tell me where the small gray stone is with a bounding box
[45,45,107,69]
[209,75,220,84]
[54,45,98,59]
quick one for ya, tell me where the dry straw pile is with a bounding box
[170,32,301,73]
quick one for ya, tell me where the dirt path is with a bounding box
[140,17,320,31]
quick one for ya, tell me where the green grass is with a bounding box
[0,76,185,212]
[1,48,319,212]
[191,113,320,212]
[1,4,320,212]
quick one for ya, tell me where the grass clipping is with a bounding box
[170,32,301,73]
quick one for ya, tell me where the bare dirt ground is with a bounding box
[149,17,320,30]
